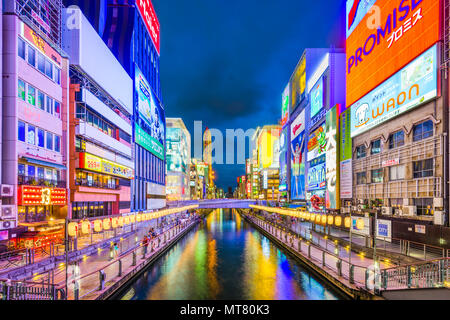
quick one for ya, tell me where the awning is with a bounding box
[23,157,67,170]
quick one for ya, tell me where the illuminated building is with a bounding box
[166,118,191,201]
[344,0,447,233]
[1,0,69,246]
[254,125,281,200]
[62,8,134,219]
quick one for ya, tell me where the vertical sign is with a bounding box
[281,84,290,126]
[325,105,339,209]
[290,110,306,200]
[136,0,161,55]
[340,108,352,199]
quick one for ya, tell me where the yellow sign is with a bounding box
[80,152,134,179]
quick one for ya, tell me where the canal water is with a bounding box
[117,209,344,300]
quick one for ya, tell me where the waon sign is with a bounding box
[346,0,441,107]
[136,0,160,55]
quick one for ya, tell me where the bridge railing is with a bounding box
[380,258,450,291]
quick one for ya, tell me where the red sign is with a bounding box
[136,0,161,55]
[18,186,67,206]
[382,158,400,167]
[346,0,441,107]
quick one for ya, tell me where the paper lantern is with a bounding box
[321,215,327,225]
[335,216,342,227]
[118,216,124,227]
[68,222,78,237]
[130,215,136,223]
[356,218,365,230]
[136,214,142,222]
[310,213,316,222]
[344,216,351,228]
[124,216,130,225]
[327,215,334,225]
[316,215,322,224]
[306,213,311,221]
[103,218,111,230]
[112,217,119,228]
[94,220,102,232]
[81,221,91,235]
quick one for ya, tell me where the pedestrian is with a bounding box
[113,242,119,258]
[142,236,149,256]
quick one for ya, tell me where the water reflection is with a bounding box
[119,209,342,300]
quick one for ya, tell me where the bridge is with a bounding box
[166,199,272,209]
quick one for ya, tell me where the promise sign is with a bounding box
[346,0,441,107]
[136,0,160,55]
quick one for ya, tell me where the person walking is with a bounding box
[142,235,149,257]
[113,242,119,259]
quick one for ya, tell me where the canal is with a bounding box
[116,209,345,300]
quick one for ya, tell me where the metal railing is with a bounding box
[75,178,120,190]
[0,279,65,300]
[18,175,66,188]
[380,258,450,290]
[54,217,199,300]
[245,213,377,292]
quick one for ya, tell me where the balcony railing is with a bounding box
[75,178,120,190]
[18,175,66,188]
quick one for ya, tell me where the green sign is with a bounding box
[340,108,352,161]
[135,124,164,160]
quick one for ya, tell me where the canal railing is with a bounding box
[53,217,199,300]
[0,278,65,300]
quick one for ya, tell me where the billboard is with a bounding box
[310,77,324,118]
[281,84,290,126]
[307,155,326,191]
[258,129,281,169]
[290,110,306,200]
[279,127,289,192]
[340,108,353,199]
[79,152,134,179]
[346,0,441,107]
[166,128,189,173]
[135,65,165,158]
[350,45,438,137]
[325,105,339,210]
[136,0,160,55]
[307,122,326,162]
[290,57,307,111]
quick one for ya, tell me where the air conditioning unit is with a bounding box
[0,185,13,197]
[434,198,444,208]
[1,206,15,219]
[0,220,16,230]
[381,207,392,215]
[403,206,417,216]
[434,211,445,225]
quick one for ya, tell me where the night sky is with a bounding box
[153,0,346,191]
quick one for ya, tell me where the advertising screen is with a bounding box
[258,129,281,169]
[340,108,353,199]
[279,127,288,192]
[307,122,326,162]
[310,77,324,118]
[290,57,306,111]
[290,110,306,200]
[135,65,165,158]
[281,84,290,126]
[136,0,160,55]
[346,0,441,107]
[307,155,326,191]
[350,45,438,137]
[166,128,189,173]
[325,105,339,209]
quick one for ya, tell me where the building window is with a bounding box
[37,52,46,74]
[37,128,45,148]
[46,132,53,150]
[37,167,45,179]
[55,135,61,152]
[54,65,61,84]
[38,91,45,110]
[28,165,36,177]
[54,101,61,118]
[371,139,381,155]
[389,130,404,149]
[413,198,433,216]
[45,59,53,79]
[356,172,366,185]
[18,121,26,142]
[371,169,383,183]
[356,145,366,159]
[46,96,53,114]
[27,125,36,145]
[413,120,433,142]
[27,45,36,66]
[389,165,405,181]
[18,79,26,100]
[18,37,26,59]
[27,84,36,106]
[413,159,433,178]
[18,164,26,176]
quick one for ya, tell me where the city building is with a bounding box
[62,8,134,220]
[166,118,191,201]
[2,0,70,247]
[343,0,447,236]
